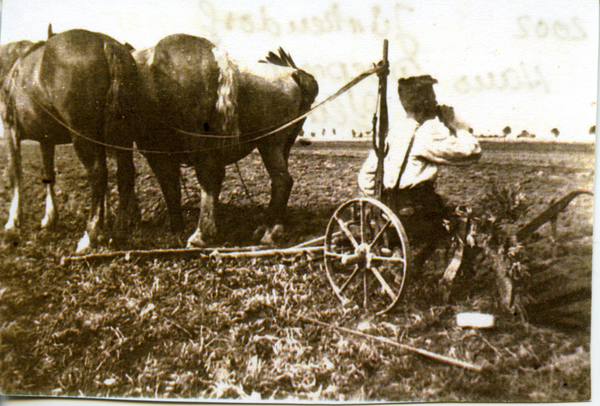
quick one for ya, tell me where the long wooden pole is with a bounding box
[298,314,484,372]
[374,39,390,201]
[60,246,323,266]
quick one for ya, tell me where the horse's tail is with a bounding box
[260,47,297,69]
[261,47,319,112]
[212,46,240,142]
[261,48,318,153]
[293,69,319,113]
[103,41,139,148]
[286,69,318,153]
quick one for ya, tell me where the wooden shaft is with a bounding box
[292,234,326,248]
[374,39,390,200]
[516,190,593,242]
[218,246,323,259]
[299,314,484,372]
[61,246,323,266]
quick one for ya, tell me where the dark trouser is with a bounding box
[382,181,448,246]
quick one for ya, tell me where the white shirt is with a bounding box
[358,116,482,195]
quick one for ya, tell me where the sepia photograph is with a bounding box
[0,0,596,403]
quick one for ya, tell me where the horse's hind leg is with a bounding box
[3,126,22,237]
[73,139,107,253]
[257,142,294,245]
[40,141,59,229]
[114,147,140,237]
[187,160,225,248]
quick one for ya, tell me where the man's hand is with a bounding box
[437,104,458,135]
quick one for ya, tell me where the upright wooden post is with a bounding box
[374,39,390,201]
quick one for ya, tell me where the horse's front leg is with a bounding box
[257,145,293,245]
[186,160,225,248]
[73,139,107,253]
[144,153,184,233]
[3,126,23,239]
[40,141,59,229]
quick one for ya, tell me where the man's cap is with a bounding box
[398,75,438,90]
[397,75,438,106]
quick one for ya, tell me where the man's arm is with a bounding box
[357,150,379,196]
[413,119,482,165]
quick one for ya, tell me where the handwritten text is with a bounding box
[454,62,550,94]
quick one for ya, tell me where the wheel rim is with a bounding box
[324,197,411,315]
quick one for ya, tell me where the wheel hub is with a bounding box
[341,243,372,268]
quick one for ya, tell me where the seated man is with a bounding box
[358,75,481,253]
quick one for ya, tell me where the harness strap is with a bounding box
[393,122,421,190]
[169,63,386,141]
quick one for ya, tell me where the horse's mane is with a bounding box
[213,46,240,140]
[0,40,44,87]
[0,40,44,124]
[259,47,298,69]
[20,41,46,59]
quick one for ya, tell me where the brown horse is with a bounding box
[134,34,318,247]
[0,29,140,252]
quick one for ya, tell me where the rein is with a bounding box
[8,62,387,155]
[169,63,385,142]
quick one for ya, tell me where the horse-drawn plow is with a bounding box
[60,184,593,321]
[1,36,593,399]
[59,39,592,316]
[56,40,593,374]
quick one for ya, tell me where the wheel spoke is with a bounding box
[324,251,346,259]
[325,197,411,315]
[371,255,406,265]
[334,214,359,249]
[363,270,368,308]
[359,200,366,245]
[370,266,396,301]
[369,218,392,249]
[338,264,361,294]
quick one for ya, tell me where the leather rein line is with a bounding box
[6,61,386,155]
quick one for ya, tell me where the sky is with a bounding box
[0,0,598,140]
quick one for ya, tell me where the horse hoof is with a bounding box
[259,225,285,246]
[41,215,58,230]
[186,231,208,248]
[253,225,268,242]
[75,232,95,254]
[186,239,208,248]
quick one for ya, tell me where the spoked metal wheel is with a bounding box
[324,197,411,315]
